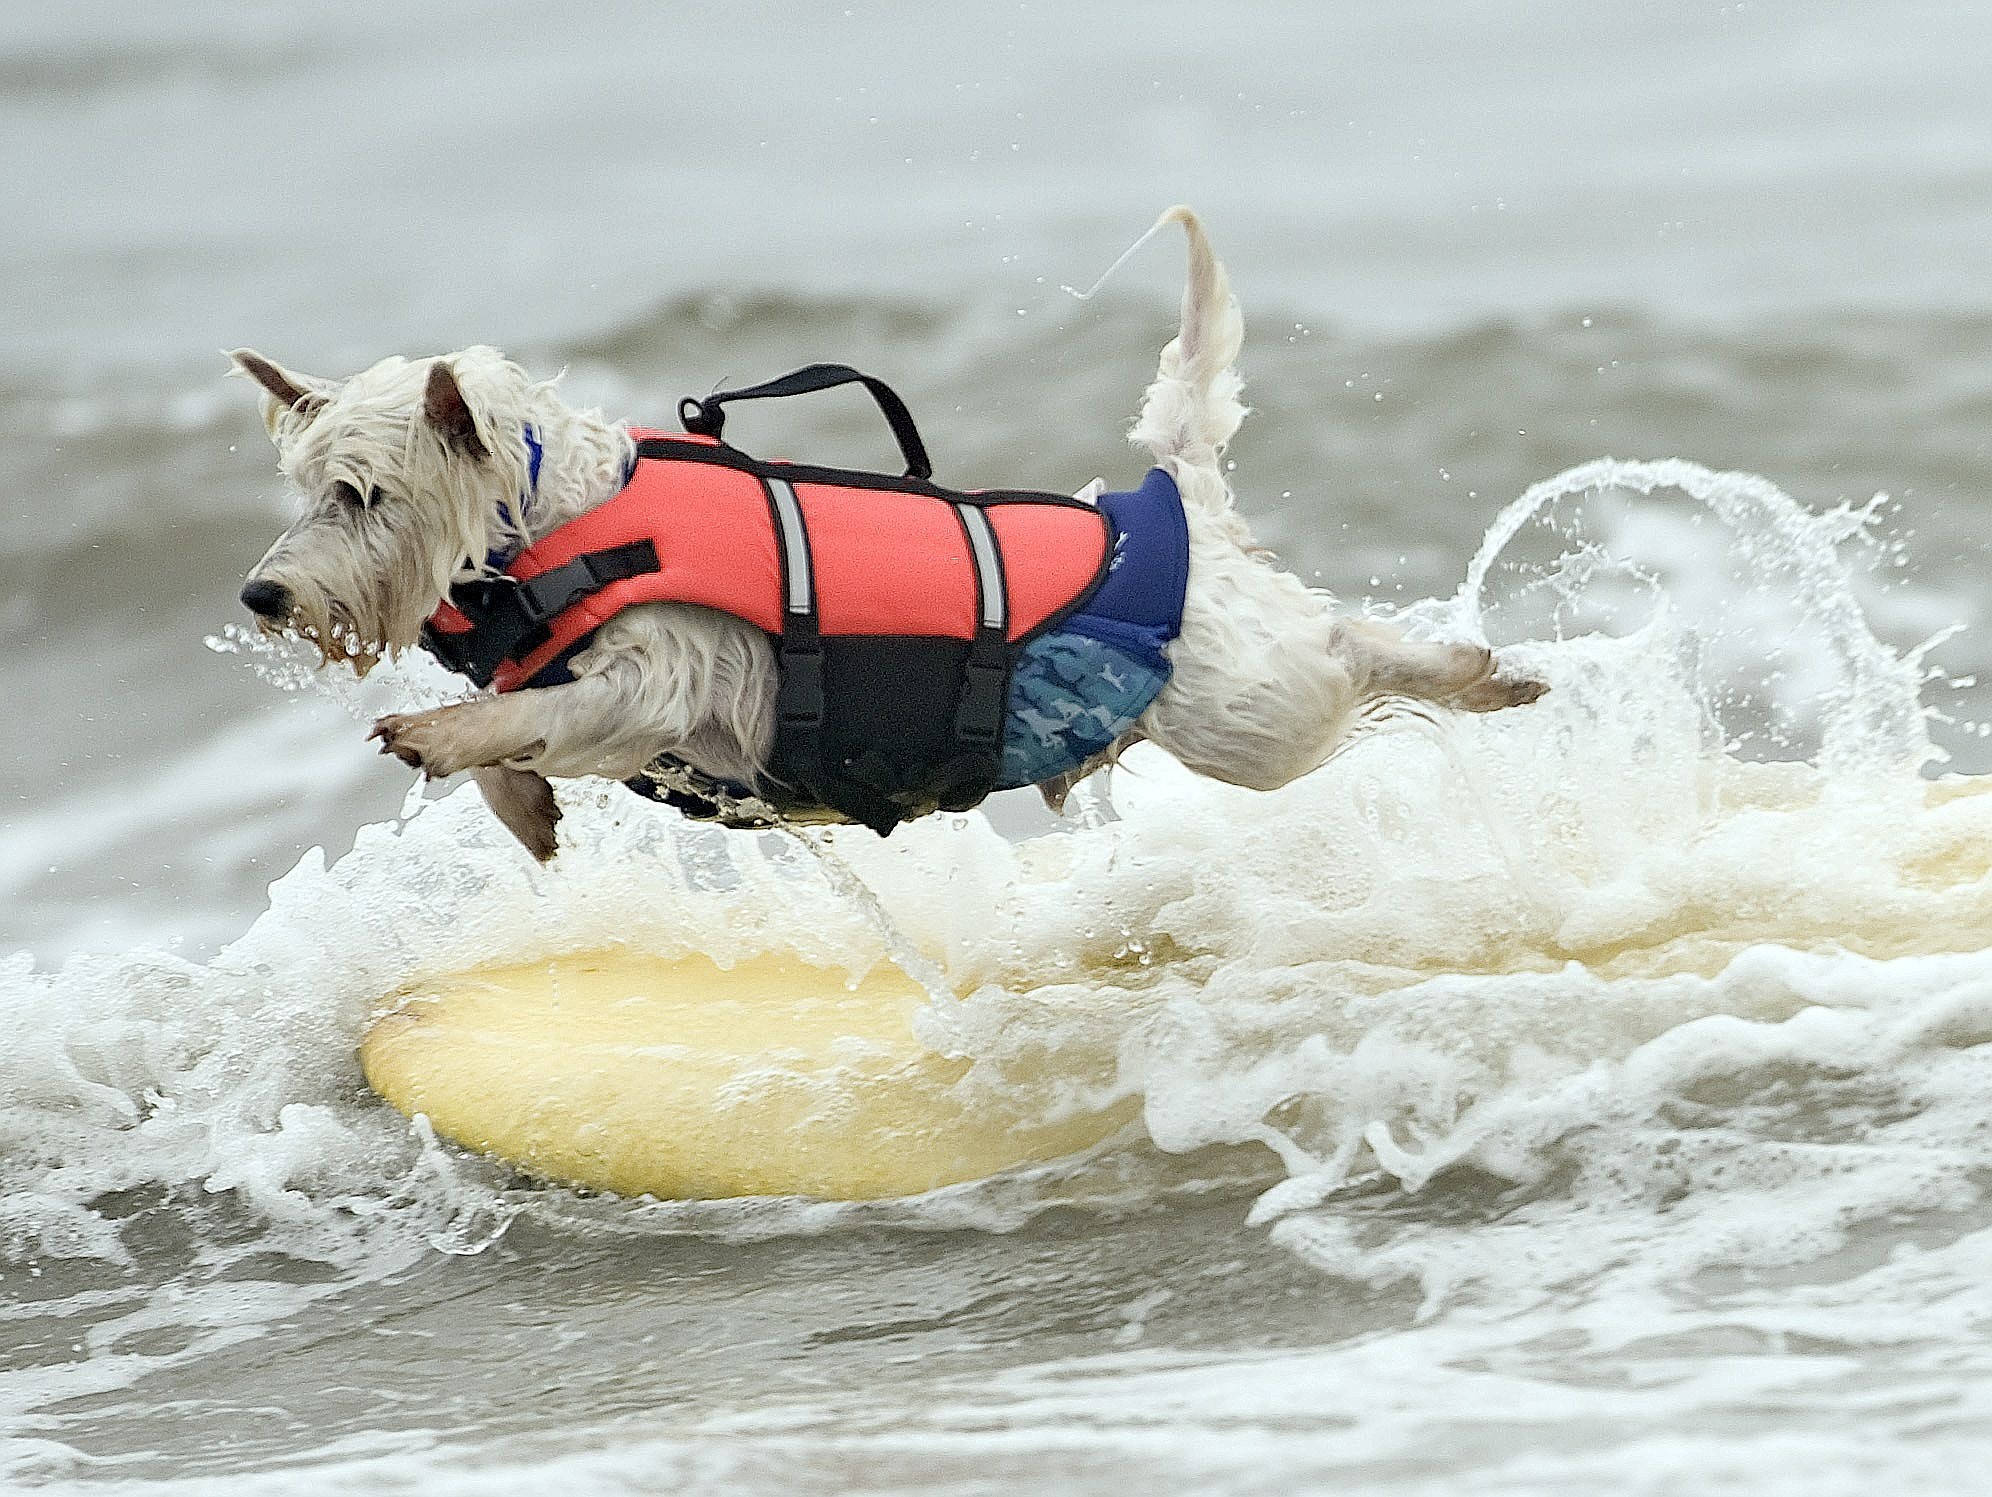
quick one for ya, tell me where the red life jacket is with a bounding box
[422,365,1112,834]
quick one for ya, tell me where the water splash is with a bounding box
[204,621,467,723]
[1428,456,1926,773]
[785,829,958,1003]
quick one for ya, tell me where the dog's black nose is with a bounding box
[239,578,293,620]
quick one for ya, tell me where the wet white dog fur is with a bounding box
[232,209,1545,860]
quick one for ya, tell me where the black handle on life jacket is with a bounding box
[678,364,934,481]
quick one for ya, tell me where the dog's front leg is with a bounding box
[371,693,548,780]
[371,670,634,781]
[373,674,640,862]
[472,764,562,861]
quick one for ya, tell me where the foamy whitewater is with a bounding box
[8,451,1992,1491]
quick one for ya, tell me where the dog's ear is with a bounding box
[228,349,330,436]
[423,359,490,460]
[228,349,321,411]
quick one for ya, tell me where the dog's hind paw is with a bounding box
[1451,667,1549,713]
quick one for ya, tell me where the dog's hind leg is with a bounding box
[1337,619,1547,713]
[472,765,562,861]
[1142,618,1543,796]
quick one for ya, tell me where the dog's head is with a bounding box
[229,346,535,672]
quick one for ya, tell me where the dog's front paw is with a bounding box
[370,708,470,778]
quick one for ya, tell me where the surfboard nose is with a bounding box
[360,951,1134,1201]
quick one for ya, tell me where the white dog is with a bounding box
[232,209,1543,860]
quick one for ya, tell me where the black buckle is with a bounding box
[513,541,661,627]
[777,642,825,726]
[513,567,584,627]
[420,619,484,683]
[954,656,1009,748]
[452,573,529,624]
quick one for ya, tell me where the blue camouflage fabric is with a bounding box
[996,467,1188,789]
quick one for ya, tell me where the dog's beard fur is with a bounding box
[252,506,456,676]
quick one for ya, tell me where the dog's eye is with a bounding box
[330,482,387,509]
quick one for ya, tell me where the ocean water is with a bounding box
[7,2,1992,1491]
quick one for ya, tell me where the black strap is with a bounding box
[678,364,934,481]
[624,758,783,830]
[423,539,659,686]
[952,636,1011,751]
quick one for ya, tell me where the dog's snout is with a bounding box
[239,577,293,620]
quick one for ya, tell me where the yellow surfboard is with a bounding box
[361,950,1134,1200]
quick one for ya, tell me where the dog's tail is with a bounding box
[1128,206,1246,495]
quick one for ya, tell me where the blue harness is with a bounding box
[996,466,1188,788]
